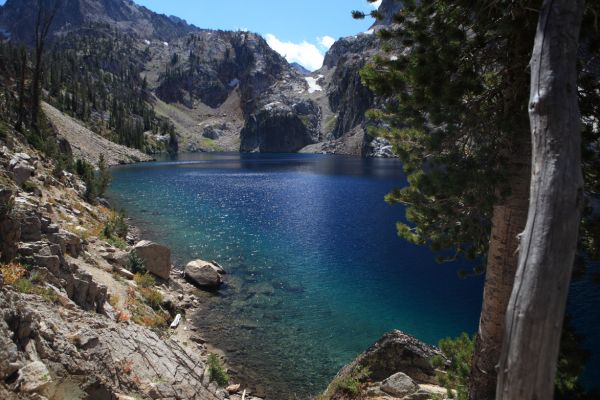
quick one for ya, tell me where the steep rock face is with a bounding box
[373,0,405,27]
[240,99,320,152]
[155,31,290,111]
[325,35,378,139]
[153,30,322,153]
[307,0,404,157]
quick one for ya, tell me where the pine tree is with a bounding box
[356,0,600,398]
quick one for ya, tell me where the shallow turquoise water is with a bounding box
[108,153,599,399]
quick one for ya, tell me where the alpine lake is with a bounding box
[108,152,600,399]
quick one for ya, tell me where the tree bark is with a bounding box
[468,127,531,400]
[496,1,585,399]
[469,20,535,400]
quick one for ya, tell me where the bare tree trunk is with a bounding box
[496,1,585,399]
[31,0,60,131]
[15,48,27,132]
[31,47,43,130]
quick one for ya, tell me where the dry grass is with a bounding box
[0,262,26,285]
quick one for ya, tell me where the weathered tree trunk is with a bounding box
[31,47,43,130]
[15,48,27,132]
[496,1,585,399]
[31,0,60,131]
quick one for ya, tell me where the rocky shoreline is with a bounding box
[0,133,265,399]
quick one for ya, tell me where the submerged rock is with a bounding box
[185,259,223,290]
[131,240,171,280]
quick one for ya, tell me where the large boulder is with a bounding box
[380,372,419,397]
[16,361,52,394]
[9,153,35,186]
[131,240,171,280]
[184,259,223,290]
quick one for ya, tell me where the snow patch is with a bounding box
[390,55,398,61]
[143,39,151,45]
[363,29,375,35]
[305,76,323,94]
[264,101,284,111]
[163,42,169,47]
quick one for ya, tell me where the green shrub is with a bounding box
[13,278,59,303]
[318,366,370,399]
[127,253,146,274]
[13,278,33,293]
[21,181,38,193]
[107,236,127,250]
[140,287,163,309]
[102,211,128,247]
[134,272,156,288]
[207,353,229,386]
[432,333,475,400]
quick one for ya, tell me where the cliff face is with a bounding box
[324,34,377,139]
[299,0,403,157]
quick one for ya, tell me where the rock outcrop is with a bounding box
[0,129,263,400]
[300,0,404,157]
[0,286,222,400]
[339,330,444,384]
[322,330,449,399]
[240,99,321,153]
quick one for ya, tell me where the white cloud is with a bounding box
[265,33,324,72]
[317,35,336,50]
[371,0,383,9]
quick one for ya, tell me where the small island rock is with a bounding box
[185,259,223,289]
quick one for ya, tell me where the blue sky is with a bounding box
[0,0,380,70]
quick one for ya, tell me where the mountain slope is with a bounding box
[0,0,322,154]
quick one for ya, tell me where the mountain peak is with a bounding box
[0,0,197,43]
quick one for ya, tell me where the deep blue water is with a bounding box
[108,153,599,399]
